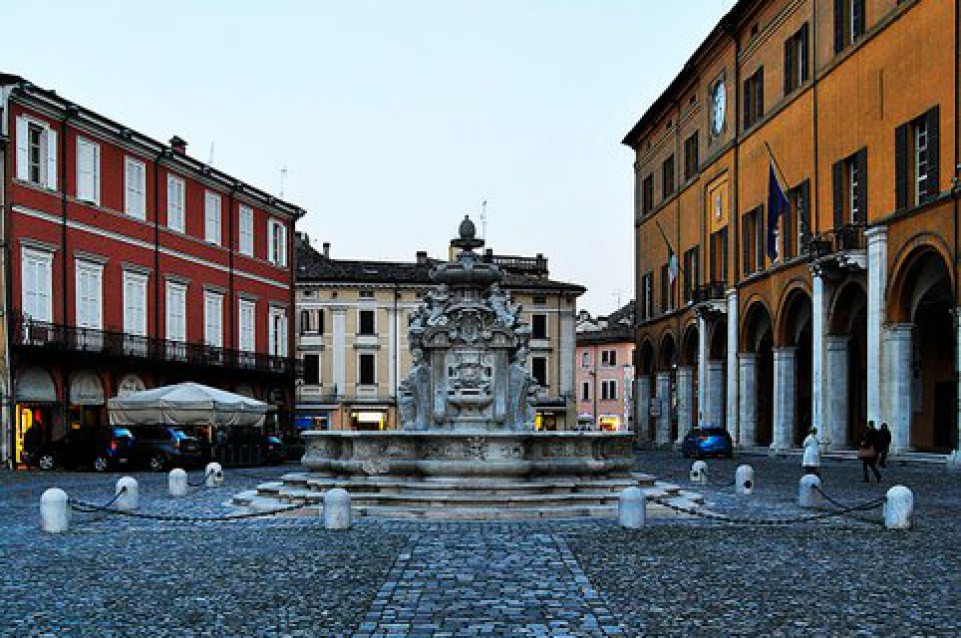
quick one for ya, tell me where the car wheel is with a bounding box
[93,456,109,472]
[38,453,56,471]
[148,453,167,472]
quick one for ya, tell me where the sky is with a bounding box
[5,1,734,315]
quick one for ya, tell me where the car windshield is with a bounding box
[266,436,281,444]
[170,429,191,440]
[112,428,133,439]
[702,428,727,436]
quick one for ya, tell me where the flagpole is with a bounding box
[763,140,790,189]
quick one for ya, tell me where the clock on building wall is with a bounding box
[710,79,726,137]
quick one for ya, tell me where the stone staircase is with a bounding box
[230,472,704,521]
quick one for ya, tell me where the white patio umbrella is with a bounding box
[107,382,269,428]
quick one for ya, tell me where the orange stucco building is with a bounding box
[625,0,960,457]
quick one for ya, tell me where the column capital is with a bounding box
[886,323,914,337]
[773,346,798,357]
[738,351,759,362]
[865,225,888,243]
[825,334,850,349]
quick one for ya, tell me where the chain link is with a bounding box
[68,497,306,523]
[653,494,885,526]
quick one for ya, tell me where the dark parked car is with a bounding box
[130,426,204,471]
[34,427,136,472]
[681,427,734,459]
[262,434,286,465]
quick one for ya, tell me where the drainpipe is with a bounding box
[227,183,237,352]
[1,115,10,465]
[60,105,77,435]
[153,149,165,346]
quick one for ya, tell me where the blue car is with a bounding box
[681,427,733,459]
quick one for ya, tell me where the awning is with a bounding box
[69,370,105,406]
[16,367,57,403]
[108,382,269,428]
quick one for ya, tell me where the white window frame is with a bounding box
[123,271,148,336]
[847,157,860,223]
[75,260,104,330]
[204,191,222,245]
[22,247,54,323]
[76,137,100,205]
[239,205,254,257]
[15,116,57,190]
[268,306,288,357]
[204,291,224,348]
[914,119,929,207]
[239,298,256,353]
[124,157,147,220]
[268,218,287,266]
[165,281,187,360]
[167,174,185,233]
[358,309,376,336]
[357,352,376,386]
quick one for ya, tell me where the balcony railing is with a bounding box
[12,319,299,376]
[693,282,726,304]
[807,223,866,257]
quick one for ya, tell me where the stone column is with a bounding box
[885,324,913,452]
[387,306,398,399]
[676,366,695,443]
[957,309,961,458]
[811,272,827,439]
[738,353,758,446]
[824,335,849,450]
[697,314,708,423]
[726,289,739,438]
[707,361,725,428]
[772,347,797,450]
[866,227,888,426]
[332,306,347,397]
[559,312,576,399]
[655,371,672,447]
[634,376,652,446]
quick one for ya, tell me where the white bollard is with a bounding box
[735,464,755,496]
[40,488,70,533]
[690,460,708,485]
[205,462,224,487]
[115,477,139,511]
[169,468,188,497]
[618,487,646,529]
[884,485,914,530]
[798,474,822,509]
[323,488,352,530]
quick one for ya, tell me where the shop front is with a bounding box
[349,406,392,431]
[14,367,59,466]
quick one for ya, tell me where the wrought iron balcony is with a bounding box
[807,223,867,280]
[693,282,726,304]
[11,318,299,376]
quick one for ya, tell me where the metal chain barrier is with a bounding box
[706,475,737,488]
[812,485,886,527]
[186,469,215,488]
[653,494,886,526]
[68,497,306,523]
[68,486,129,524]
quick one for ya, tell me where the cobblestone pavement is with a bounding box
[1,453,959,637]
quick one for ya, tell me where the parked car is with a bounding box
[681,427,734,459]
[34,427,136,472]
[130,426,204,471]
[261,434,286,465]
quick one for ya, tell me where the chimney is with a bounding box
[322,242,330,258]
[169,136,188,154]
[416,250,428,264]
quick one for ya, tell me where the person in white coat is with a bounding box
[802,427,821,477]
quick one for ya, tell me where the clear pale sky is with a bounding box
[5,1,733,314]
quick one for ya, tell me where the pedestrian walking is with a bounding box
[878,422,892,468]
[858,421,882,483]
[801,427,821,477]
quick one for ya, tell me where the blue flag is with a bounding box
[766,162,789,260]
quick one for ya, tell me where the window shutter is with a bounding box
[799,180,811,245]
[855,148,868,224]
[46,128,58,190]
[756,207,765,269]
[784,37,794,95]
[742,214,751,274]
[853,0,865,39]
[834,0,844,53]
[800,24,810,82]
[76,140,90,201]
[832,160,844,228]
[926,106,940,202]
[743,78,751,130]
[756,69,764,119]
[894,123,908,209]
[92,144,100,204]
[15,117,28,181]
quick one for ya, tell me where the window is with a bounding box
[607,350,618,366]
[601,350,609,366]
[896,107,940,209]
[742,67,764,129]
[742,207,764,275]
[581,382,590,402]
[581,352,589,367]
[22,247,53,322]
[359,310,375,336]
[304,353,321,385]
[358,353,376,385]
[532,295,547,305]
[205,191,222,245]
[237,205,254,256]
[684,133,699,181]
[359,290,374,299]
[165,282,187,343]
[76,138,100,204]
[300,309,312,334]
[709,228,728,285]
[123,271,148,336]
[531,356,548,387]
[204,292,224,348]
[602,380,618,401]
[268,219,288,266]
[16,117,57,189]
[239,299,256,353]
[641,272,653,321]
[641,175,654,214]
[832,149,867,226]
[834,0,865,53]
[167,175,185,232]
[317,309,325,334]
[784,24,810,95]
[532,314,548,339]
[124,157,146,220]
[269,307,288,357]
[783,180,811,260]
[75,261,103,330]
[662,155,675,198]
[683,246,699,304]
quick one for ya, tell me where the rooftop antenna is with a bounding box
[279,166,288,198]
[612,290,622,309]
[481,199,488,240]
[207,142,215,167]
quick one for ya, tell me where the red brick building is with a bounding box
[0,73,305,466]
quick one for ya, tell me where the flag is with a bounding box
[767,161,789,260]
[668,246,679,284]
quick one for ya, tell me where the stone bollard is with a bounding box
[884,485,914,530]
[169,468,188,497]
[323,488,352,530]
[205,462,224,487]
[690,460,708,485]
[115,477,139,511]
[735,464,755,496]
[798,474,822,509]
[40,488,70,533]
[618,487,646,529]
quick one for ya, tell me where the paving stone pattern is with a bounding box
[1,454,959,637]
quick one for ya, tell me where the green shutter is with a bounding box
[926,106,940,202]
[832,160,844,229]
[895,123,909,210]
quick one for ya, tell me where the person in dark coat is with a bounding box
[859,421,882,483]
[877,422,892,468]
